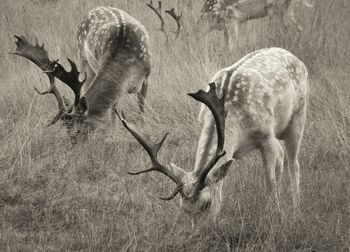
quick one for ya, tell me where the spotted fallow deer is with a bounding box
[13,6,150,140]
[196,0,314,47]
[117,48,308,223]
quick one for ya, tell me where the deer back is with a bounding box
[77,7,150,71]
[76,6,151,118]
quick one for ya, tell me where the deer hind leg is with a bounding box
[226,21,239,51]
[260,136,285,206]
[223,25,229,48]
[283,108,307,209]
[137,79,148,113]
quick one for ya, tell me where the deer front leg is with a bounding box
[283,106,307,210]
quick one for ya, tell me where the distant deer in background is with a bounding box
[118,48,309,224]
[196,0,314,48]
[13,6,151,142]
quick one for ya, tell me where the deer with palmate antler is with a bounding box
[196,0,314,49]
[118,48,308,224]
[13,6,151,142]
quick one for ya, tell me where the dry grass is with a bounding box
[0,0,349,251]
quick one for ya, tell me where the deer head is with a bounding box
[12,35,90,142]
[117,83,233,220]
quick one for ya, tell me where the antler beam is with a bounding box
[188,83,228,197]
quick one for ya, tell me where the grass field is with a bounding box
[0,0,349,251]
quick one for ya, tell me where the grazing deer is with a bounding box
[196,0,314,47]
[118,48,308,223]
[13,6,151,141]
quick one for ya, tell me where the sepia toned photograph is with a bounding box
[0,0,349,251]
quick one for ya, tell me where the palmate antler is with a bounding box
[117,82,229,201]
[49,58,86,106]
[165,8,182,39]
[12,35,86,125]
[146,0,169,43]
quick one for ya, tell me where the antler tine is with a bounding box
[13,35,70,125]
[146,0,169,43]
[34,75,69,126]
[47,109,67,126]
[157,186,183,201]
[13,35,55,72]
[115,109,182,185]
[188,82,227,196]
[165,8,182,39]
[52,58,87,105]
[13,35,86,108]
[189,83,226,152]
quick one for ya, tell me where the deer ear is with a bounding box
[78,96,88,114]
[207,160,233,183]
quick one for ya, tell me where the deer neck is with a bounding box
[194,112,217,173]
[194,110,244,176]
[81,58,129,118]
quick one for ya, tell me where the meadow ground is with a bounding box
[0,0,349,251]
